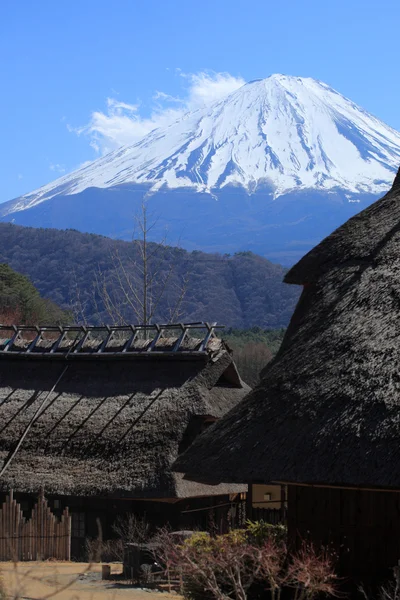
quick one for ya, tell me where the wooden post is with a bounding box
[55,522,59,560]
[49,511,54,560]
[28,517,32,560]
[37,490,42,560]
[32,506,37,560]
[280,485,287,523]
[9,491,13,561]
[14,495,20,560]
[1,498,5,560]
[65,508,71,561]
[102,565,111,580]
[246,482,253,521]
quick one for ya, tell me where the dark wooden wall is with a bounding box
[0,492,238,560]
[288,485,400,585]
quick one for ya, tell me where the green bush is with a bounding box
[180,524,287,600]
[155,522,336,600]
[245,520,287,546]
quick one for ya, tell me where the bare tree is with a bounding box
[112,513,150,545]
[69,268,91,325]
[154,530,338,600]
[94,200,189,326]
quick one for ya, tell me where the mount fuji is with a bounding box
[2,74,400,264]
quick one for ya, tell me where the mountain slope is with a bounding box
[0,223,299,328]
[2,74,400,263]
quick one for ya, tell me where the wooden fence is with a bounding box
[0,490,71,561]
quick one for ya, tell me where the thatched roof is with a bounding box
[174,169,400,490]
[0,324,249,498]
[286,167,400,285]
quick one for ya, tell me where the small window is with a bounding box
[264,493,272,501]
[71,512,86,538]
[53,499,60,509]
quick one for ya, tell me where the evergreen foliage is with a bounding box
[222,328,285,387]
[223,327,285,355]
[0,263,70,324]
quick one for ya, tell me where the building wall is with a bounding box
[0,491,242,560]
[252,484,283,508]
[288,484,400,586]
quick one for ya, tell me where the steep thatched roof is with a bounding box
[0,325,249,498]
[286,167,400,285]
[174,169,400,490]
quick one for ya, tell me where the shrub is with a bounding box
[287,543,338,600]
[184,531,213,550]
[85,537,124,562]
[112,513,150,545]
[178,530,265,600]
[153,527,337,600]
[245,520,287,546]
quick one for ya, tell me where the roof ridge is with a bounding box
[0,323,225,357]
[391,166,400,194]
[284,166,400,285]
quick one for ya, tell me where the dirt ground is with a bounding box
[0,561,183,600]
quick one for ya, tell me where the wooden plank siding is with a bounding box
[251,507,283,525]
[288,485,400,583]
[0,490,71,561]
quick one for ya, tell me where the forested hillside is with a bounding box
[0,223,300,328]
[222,328,285,387]
[0,263,69,324]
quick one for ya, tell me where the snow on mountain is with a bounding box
[5,74,400,216]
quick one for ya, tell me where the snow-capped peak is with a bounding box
[6,74,400,213]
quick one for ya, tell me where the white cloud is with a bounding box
[77,160,93,170]
[49,163,66,174]
[73,71,245,155]
[180,71,246,107]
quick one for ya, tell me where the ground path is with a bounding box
[0,561,182,600]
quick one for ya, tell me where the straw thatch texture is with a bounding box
[0,341,248,498]
[174,170,400,489]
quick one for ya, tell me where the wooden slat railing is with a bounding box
[0,490,71,561]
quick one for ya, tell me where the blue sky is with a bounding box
[2,0,400,202]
